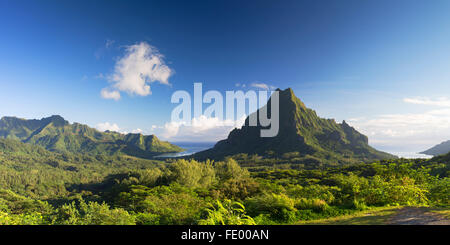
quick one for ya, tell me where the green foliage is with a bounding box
[0,211,47,225]
[55,199,135,225]
[246,193,297,222]
[198,200,255,225]
[428,177,450,205]
[361,175,429,206]
[0,139,165,199]
[295,198,329,212]
[0,189,54,223]
[116,184,206,225]
[287,184,339,204]
[193,88,395,164]
[167,159,216,188]
[214,158,249,181]
[0,136,448,225]
[214,178,260,201]
[0,115,183,159]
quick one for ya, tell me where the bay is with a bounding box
[154,142,216,158]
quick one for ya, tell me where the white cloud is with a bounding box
[249,82,276,90]
[345,96,450,152]
[100,88,121,101]
[95,117,247,142]
[96,122,121,132]
[131,128,143,134]
[101,42,173,99]
[350,108,450,151]
[155,115,246,142]
[403,97,450,107]
[250,82,269,90]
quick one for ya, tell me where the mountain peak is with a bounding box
[41,115,68,127]
[276,88,296,100]
[46,115,65,120]
[0,115,183,158]
[1,116,24,121]
[194,88,394,164]
[279,87,294,94]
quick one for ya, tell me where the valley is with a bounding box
[0,89,448,225]
[0,90,448,226]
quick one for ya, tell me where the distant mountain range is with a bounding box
[0,115,183,158]
[421,140,450,156]
[193,88,395,164]
[0,89,397,164]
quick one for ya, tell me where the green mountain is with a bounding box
[420,140,450,156]
[193,88,395,164]
[0,115,183,158]
[0,137,53,156]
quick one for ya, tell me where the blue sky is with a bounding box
[1,0,450,152]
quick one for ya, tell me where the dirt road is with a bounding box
[388,207,450,225]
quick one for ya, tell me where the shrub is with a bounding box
[361,175,429,206]
[246,193,297,222]
[428,177,450,205]
[0,211,47,225]
[56,199,135,225]
[134,212,160,225]
[295,198,329,212]
[116,184,206,225]
[198,200,255,225]
[214,158,249,182]
[216,178,260,200]
[168,159,216,188]
[287,184,339,204]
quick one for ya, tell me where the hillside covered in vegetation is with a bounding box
[0,115,183,158]
[194,88,395,165]
[0,137,448,225]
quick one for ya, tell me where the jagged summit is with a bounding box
[0,115,183,158]
[193,88,395,164]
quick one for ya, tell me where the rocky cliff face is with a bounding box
[193,88,395,164]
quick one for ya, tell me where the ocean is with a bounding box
[390,152,433,159]
[155,142,435,159]
[154,142,216,158]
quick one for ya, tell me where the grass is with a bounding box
[296,206,403,225]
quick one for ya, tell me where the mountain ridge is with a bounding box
[193,88,395,164]
[420,140,450,156]
[0,115,183,158]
